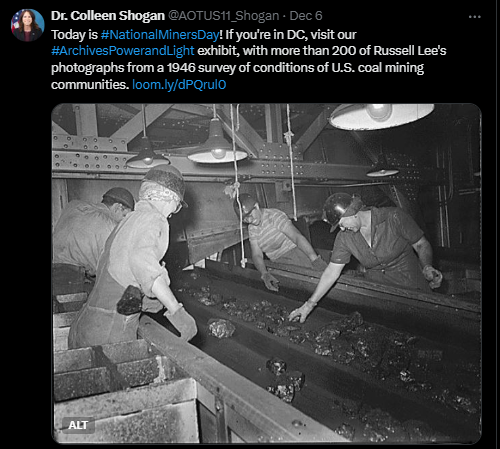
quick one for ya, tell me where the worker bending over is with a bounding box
[68,165,197,348]
[289,193,443,323]
[53,187,135,281]
[234,194,328,291]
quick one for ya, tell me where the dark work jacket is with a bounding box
[331,207,431,292]
[13,28,43,42]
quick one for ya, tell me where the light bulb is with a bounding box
[366,104,392,122]
[211,148,227,159]
[143,157,154,165]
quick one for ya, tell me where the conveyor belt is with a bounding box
[150,265,481,443]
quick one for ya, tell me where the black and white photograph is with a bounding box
[52,103,482,443]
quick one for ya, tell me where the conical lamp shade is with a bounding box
[126,137,170,169]
[366,153,399,177]
[330,104,434,130]
[187,118,248,163]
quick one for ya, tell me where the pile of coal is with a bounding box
[265,357,305,404]
[335,423,355,442]
[207,318,236,338]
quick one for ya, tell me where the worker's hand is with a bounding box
[422,265,443,289]
[311,255,329,271]
[288,300,316,323]
[164,304,198,341]
[261,272,279,291]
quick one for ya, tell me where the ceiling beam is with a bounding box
[218,105,261,159]
[295,105,335,154]
[110,104,174,142]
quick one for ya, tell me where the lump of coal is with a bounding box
[399,369,415,383]
[313,344,334,356]
[241,310,257,322]
[335,423,355,441]
[266,357,287,375]
[197,296,217,306]
[403,420,445,442]
[207,318,236,338]
[288,330,306,345]
[255,321,267,329]
[338,311,364,331]
[267,382,294,403]
[286,371,305,391]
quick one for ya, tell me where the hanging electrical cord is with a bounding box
[229,104,246,268]
[284,104,297,221]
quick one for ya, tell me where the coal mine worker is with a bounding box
[289,193,443,323]
[234,193,328,292]
[68,165,197,349]
[52,187,135,279]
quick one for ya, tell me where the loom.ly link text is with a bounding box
[132,79,227,91]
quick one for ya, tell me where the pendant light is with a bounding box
[187,104,247,163]
[126,104,170,168]
[329,104,434,130]
[366,152,399,177]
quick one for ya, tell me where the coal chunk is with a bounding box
[286,370,305,391]
[335,423,355,441]
[207,318,236,338]
[266,357,287,376]
[266,382,295,403]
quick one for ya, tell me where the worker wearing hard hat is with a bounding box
[289,193,443,323]
[53,187,135,279]
[68,165,197,348]
[234,194,328,291]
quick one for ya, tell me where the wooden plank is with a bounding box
[138,315,346,443]
[55,401,199,443]
[54,356,173,401]
[54,367,109,401]
[54,327,70,352]
[53,311,78,328]
[54,347,94,374]
[55,292,88,303]
[54,378,197,426]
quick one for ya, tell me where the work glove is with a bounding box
[288,299,317,323]
[422,265,443,289]
[261,272,279,291]
[311,255,328,271]
[164,304,198,341]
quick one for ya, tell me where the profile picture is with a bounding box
[11,9,44,41]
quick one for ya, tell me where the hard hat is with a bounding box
[143,164,188,208]
[323,193,364,230]
[103,187,135,210]
[233,193,258,219]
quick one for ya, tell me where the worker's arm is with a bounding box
[152,276,197,341]
[288,262,345,323]
[412,236,443,289]
[250,239,279,291]
[151,275,182,314]
[281,222,318,262]
[281,221,328,270]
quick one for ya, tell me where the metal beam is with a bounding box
[52,149,443,185]
[110,104,174,141]
[295,106,334,154]
[73,104,98,136]
[265,104,283,144]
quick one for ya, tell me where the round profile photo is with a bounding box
[11,9,44,41]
